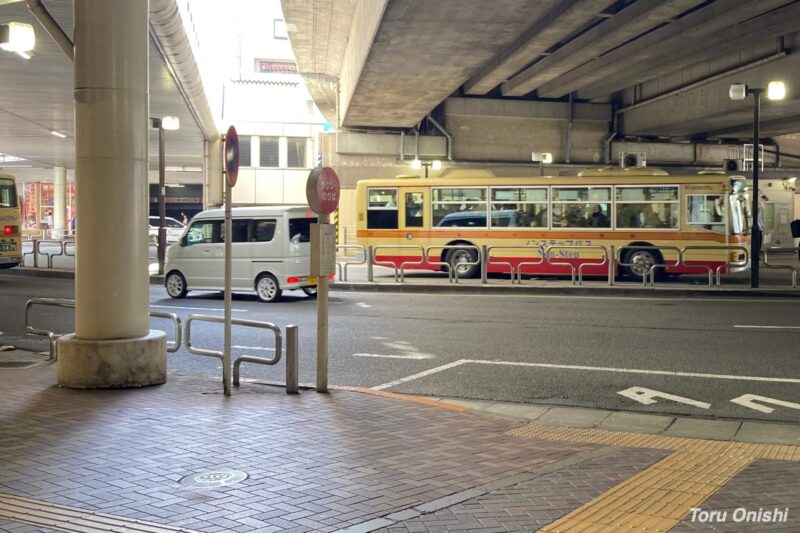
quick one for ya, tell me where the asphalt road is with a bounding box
[2,273,800,424]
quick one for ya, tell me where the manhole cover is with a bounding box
[180,469,248,489]
[0,361,38,369]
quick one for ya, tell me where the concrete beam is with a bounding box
[335,131,446,158]
[502,0,701,97]
[463,0,614,95]
[620,53,800,138]
[445,97,610,121]
[538,0,791,98]
[339,0,390,128]
[578,1,800,100]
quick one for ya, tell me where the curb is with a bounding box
[330,280,800,299]
[6,267,800,298]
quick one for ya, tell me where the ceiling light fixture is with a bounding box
[0,22,35,59]
[50,130,67,138]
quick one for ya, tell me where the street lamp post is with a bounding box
[729,81,785,288]
[150,116,180,275]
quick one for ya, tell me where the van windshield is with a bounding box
[289,217,318,243]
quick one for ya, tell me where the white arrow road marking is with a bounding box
[353,353,434,360]
[730,394,800,414]
[618,386,711,409]
[734,325,800,330]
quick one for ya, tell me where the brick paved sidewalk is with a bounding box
[2,365,800,532]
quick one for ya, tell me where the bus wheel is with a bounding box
[623,248,662,282]
[256,273,282,302]
[446,247,479,278]
[165,271,188,299]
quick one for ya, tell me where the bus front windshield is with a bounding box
[0,178,17,208]
[729,185,750,235]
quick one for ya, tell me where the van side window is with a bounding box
[253,219,277,242]
[220,219,251,243]
[289,218,318,243]
[186,221,220,245]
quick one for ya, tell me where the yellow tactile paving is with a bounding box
[508,423,800,461]
[507,424,800,532]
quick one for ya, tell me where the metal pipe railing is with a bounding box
[335,244,366,281]
[543,245,609,285]
[25,298,184,358]
[424,244,481,283]
[372,244,425,282]
[617,245,681,287]
[763,247,799,288]
[24,297,75,360]
[682,245,749,287]
[35,239,64,268]
[185,314,297,393]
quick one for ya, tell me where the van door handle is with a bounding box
[202,248,211,254]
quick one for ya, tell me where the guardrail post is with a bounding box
[367,246,374,282]
[286,325,299,394]
[33,239,39,268]
[608,245,615,286]
[481,245,488,284]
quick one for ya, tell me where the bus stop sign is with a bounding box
[225,125,239,187]
[306,167,340,214]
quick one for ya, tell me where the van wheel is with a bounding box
[302,286,318,298]
[165,271,188,298]
[446,247,479,278]
[256,273,282,302]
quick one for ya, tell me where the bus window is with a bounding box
[405,192,424,228]
[552,187,610,228]
[688,194,724,232]
[0,178,17,208]
[491,187,547,227]
[616,186,679,229]
[367,188,398,229]
[432,187,487,227]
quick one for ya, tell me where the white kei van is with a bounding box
[164,206,319,302]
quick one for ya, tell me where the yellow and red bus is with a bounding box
[0,173,22,269]
[355,167,751,280]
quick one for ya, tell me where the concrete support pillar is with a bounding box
[53,166,66,238]
[204,138,223,208]
[58,0,165,389]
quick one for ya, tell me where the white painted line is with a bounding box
[356,302,372,308]
[150,304,248,312]
[371,359,468,390]
[618,386,711,409]
[232,345,274,351]
[466,359,800,384]
[730,394,800,414]
[734,325,800,330]
[336,289,800,305]
[353,353,434,360]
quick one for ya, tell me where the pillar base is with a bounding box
[57,330,167,389]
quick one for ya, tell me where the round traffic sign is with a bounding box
[306,167,340,214]
[225,125,239,187]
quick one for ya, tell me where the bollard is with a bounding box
[367,246,374,282]
[286,324,299,394]
[481,245,488,284]
[608,245,615,286]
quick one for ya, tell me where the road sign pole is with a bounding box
[223,177,232,396]
[316,211,330,393]
[306,167,340,394]
[222,125,239,397]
